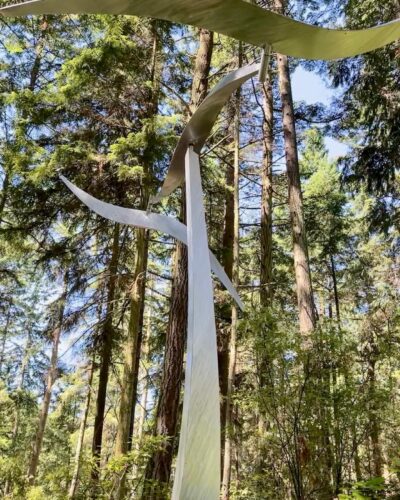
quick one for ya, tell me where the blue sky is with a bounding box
[291,66,349,160]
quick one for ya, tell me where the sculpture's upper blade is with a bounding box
[1,0,400,61]
[151,63,259,204]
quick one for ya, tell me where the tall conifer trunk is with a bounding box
[91,223,121,485]
[221,44,241,500]
[144,233,188,498]
[27,275,67,484]
[114,227,149,500]
[0,172,9,227]
[272,2,315,495]
[68,361,94,499]
[4,326,32,495]
[189,29,214,111]
[114,228,149,458]
[274,0,316,337]
[136,300,152,444]
[145,28,214,494]
[257,53,274,477]
[0,307,11,374]
[114,22,159,498]
[330,254,340,324]
[220,101,235,450]
[368,350,383,477]
[260,73,274,307]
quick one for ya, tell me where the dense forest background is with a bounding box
[0,0,399,498]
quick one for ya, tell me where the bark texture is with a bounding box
[220,99,236,443]
[189,29,214,113]
[91,223,121,484]
[68,361,94,499]
[221,46,241,499]
[27,276,67,484]
[275,0,316,336]
[260,73,274,307]
[114,228,149,458]
[113,23,160,499]
[145,237,188,495]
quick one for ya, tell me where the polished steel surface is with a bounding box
[1,0,400,61]
[60,176,244,311]
[150,63,259,204]
[172,147,220,499]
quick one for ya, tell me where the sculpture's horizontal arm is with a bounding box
[61,176,244,311]
[1,0,399,61]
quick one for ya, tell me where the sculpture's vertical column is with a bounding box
[172,147,220,499]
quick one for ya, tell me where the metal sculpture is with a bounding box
[2,0,400,59]
[150,63,260,204]
[60,175,244,311]
[61,150,234,498]
[60,63,258,497]
[2,1,399,498]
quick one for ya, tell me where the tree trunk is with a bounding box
[27,275,67,485]
[114,19,159,457]
[0,171,9,227]
[28,17,48,92]
[368,358,383,477]
[260,72,274,307]
[189,29,214,112]
[113,230,149,497]
[91,223,121,485]
[257,56,275,462]
[144,28,213,494]
[274,0,316,337]
[331,365,342,494]
[114,229,149,458]
[136,302,151,444]
[68,361,95,499]
[145,236,188,497]
[220,98,236,452]
[330,254,341,324]
[114,24,160,498]
[221,48,241,499]
[222,144,235,285]
[130,290,152,484]
[353,428,362,482]
[136,374,148,439]
[4,326,32,495]
[127,281,148,452]
[0,307,11,374]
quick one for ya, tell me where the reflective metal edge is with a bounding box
[150,63,259,204]
[1,0,399,61]
[171,147,220,499]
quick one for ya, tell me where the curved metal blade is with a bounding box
[172,147,220,499]
[61,176,244,311]
[1,0,400,60]
[150,63,259,203]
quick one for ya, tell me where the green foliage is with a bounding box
[0,4,399,500]
[339,477,386,499]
